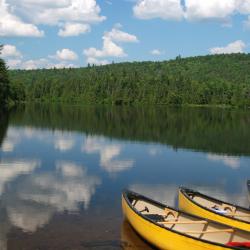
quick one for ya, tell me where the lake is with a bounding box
[0,104,250,250]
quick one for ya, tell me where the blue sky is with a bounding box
[0,0,250,69]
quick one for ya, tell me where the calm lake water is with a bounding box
[0,104,250,250]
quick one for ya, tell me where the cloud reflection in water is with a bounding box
[83,136,134,174]
[207,153,240,169]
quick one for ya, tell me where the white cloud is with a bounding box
[58,22,91,37]
[237,0,250,14]
[83,25,138,64]
[84,38,126,58]
[54,48,78,61]
[86,57,110,65]
[6,59,22,69]
[105,25,139,43]
[209,40,246,54]
[133,0,184,20]
[150,49,164,56]
[207,153,240,169]
[7,0,105,27]
[1,44,22,58]
[185,0,236,20]
[8,58,77,70]
[0,0,104,37]
[21,58,50,70]
[0,0,44,37]
[133,0,250,22]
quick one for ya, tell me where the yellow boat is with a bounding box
[122,189,250,250]
[179,187,250,232]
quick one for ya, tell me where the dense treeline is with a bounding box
[0,45,25,110]
[9,53,250,107]
[0,45,10,109]
[10,104,250,156]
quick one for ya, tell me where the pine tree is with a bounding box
[0,45,10,107]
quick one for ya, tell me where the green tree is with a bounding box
[0,45,10,108]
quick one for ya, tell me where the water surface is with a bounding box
[0,105,250,249]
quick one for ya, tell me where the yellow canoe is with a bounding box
[179,187,250,232]
[122,190,250,250]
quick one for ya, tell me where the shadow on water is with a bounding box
[121,220,156,250]
[0,112,9,148]
[9,104,250,156]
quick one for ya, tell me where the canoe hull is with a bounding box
[179,190,250,232]
[122,194,233,250]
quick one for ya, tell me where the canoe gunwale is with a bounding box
[179,187,250,225]
[123,189,239,250]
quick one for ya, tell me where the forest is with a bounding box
[5,53,250,107]
[0,45,11,109]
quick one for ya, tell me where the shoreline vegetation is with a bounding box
[1,52,250,108]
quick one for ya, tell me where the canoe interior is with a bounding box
[127,192,250,246]
[185,190,250,222]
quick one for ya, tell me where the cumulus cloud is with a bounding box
[58,22,91,37]
[105,25,139,43]
[84,38,126,58]
[0,0,104,37]
[53,48,78,61]
[133,0,184,20]
[83,25,138,65]
[209,40,246,54]
[133,0,250,22]
[15,0,106,25]
[5,59,22,69]
[237,0,250,14]
[185,0,236,21]
[150,49,164,56]
[1,44,22,58]
[0,0,44,37]
[7,57,77,70]
[86,57,110,65]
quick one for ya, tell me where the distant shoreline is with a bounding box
[8,53,250,108]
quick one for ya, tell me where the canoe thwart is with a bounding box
[182,229,234,234]
[158,220,208,225]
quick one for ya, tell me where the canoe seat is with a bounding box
[144,214,165,222]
